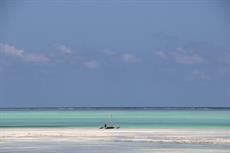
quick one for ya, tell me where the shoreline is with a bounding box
[1,128,230,145]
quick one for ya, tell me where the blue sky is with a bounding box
[0,0,230,107]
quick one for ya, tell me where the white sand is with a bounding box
[1,128,230,145]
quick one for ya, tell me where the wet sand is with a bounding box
[1,128,230,153]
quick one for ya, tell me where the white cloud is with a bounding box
[0,43,49,63]
[121,53,141,63]
[101,49,142,64]
[170,48,203,65]
[23,53,50,63]
[156,47,203,65]
[191,70,210,80]
[54,44,73,54]
[83,60,99,69]
[155,51,168,59]
[0,43,24,57]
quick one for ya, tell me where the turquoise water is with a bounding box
[0,108,230,129]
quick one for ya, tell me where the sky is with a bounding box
[0,0,230,107]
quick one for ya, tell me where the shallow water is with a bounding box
[0,108,230,129]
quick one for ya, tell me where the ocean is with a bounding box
[0,107,230,129]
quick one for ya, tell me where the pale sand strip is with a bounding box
[1,128,230,145]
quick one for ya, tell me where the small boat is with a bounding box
[100,114,120,129]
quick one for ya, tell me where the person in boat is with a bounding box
[99,115,120,129]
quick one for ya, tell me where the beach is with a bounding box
[1,128,230,153]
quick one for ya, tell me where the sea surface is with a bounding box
[0,107,230,153]
[0,107,230,129]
